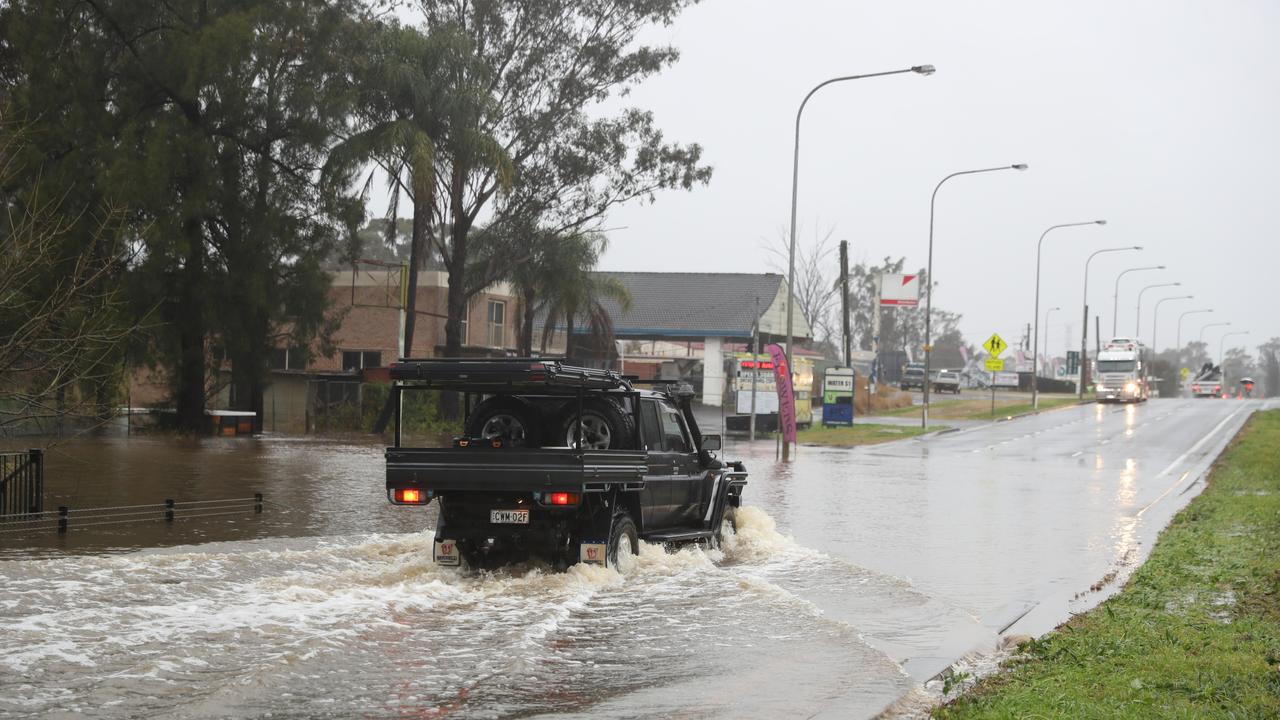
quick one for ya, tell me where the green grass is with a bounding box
[935,409,1280,719]
[796,423,948,447]
[875,395,1082,421]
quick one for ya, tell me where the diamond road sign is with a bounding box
[983,333,1008,358]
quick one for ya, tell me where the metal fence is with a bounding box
[0,494,264,535]
[0,449,43,516]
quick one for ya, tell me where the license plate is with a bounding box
[490,509,529,524]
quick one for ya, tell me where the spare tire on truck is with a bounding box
[464,396,542,447]
[556,397,635,450]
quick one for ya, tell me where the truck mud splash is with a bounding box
[0,506,917,719]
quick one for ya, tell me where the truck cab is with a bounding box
[1095,338,1150,403]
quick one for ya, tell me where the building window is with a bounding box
[341,350,382,371]
[487,300,506,347]
[459,300,470,346]
[269,347,306,370]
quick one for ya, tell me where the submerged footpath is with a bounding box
[934,408,1280,719]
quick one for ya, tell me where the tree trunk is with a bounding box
[564,311,576,362]
[402,188,429,357]
[175,217,206,433]
[519,285,536,356]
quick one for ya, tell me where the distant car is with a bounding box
[931,370,962,394]
[900,363,926,391]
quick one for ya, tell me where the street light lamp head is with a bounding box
[1157,265,1167,269]
[1133,245,1143,250]
[911,65,936,75]
[1095,220,1107,225]
[1012,163,1029,170]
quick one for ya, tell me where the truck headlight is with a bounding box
[1124,382,1137,393]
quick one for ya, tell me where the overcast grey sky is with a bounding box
[593,0,1277,358]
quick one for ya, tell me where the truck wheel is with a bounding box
[557,398,635,450]
[465,396,542,447]
[607,514,639,571]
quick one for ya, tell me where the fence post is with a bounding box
[58,506,68,534]
[29,448,44,514]
[254,492,263,514]
[165,499,175,522]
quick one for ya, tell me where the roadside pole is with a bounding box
[991,376,997,418]
[749,297,759,442]
[871,274,882,395]
[839,241,851,368]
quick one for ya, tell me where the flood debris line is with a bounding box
[0,494,264,534]
[933,409,1280,719]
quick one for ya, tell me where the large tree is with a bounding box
[847,257,967,367]
[3,0,367,431]
[414,0,712,369]
[1257,339,1280,398]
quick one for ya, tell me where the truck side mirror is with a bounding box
[701,434,721,451]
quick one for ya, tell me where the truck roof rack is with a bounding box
[390,358,633,393]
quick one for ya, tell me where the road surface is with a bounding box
[0,398,1267,718]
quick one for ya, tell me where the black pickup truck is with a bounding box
[385,358,747,571]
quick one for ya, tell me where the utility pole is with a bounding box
[749,296,760,442]
[839,241,851,368]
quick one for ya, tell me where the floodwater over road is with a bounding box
[0,399,1266,718]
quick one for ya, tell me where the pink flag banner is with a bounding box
[766,343,797,444]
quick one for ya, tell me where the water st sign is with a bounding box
[822,367,854,427]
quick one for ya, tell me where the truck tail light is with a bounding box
[547,492,579,506]
[393,488,428,504]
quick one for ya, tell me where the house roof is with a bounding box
[591,271,810,340]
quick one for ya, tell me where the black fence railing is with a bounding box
[0,494,264,535]
[0,449,43,516]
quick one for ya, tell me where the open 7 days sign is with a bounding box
[880,274,920,307]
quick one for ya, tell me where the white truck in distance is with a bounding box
[1095,338,1151,403]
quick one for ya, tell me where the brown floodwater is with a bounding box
[0,399,1263,718]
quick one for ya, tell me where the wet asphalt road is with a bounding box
[732,397,1267,688]
[0,397,1270,718]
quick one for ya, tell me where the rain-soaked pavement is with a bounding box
[0,398,1268,718]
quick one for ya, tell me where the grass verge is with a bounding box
[874,395,1081,421]
[935,408,1280,719]
[796,423,947,447]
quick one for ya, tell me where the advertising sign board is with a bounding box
[822,367,855,427]
[992,372,1020,388]
[880,274,920,306]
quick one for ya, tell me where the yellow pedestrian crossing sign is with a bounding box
[983,333,1008,357]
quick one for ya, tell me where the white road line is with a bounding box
[1135,405,1250,517]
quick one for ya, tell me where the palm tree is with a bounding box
[535,233,631,364]
[325,23,508,358]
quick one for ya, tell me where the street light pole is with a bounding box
[783,64,935,460]
[923,163,1028,428]
[1031,220,1106,410]
[1219,330,1249,366]
[1042,306,1061,378]
[1151,294,1192,354]
[1175,309,1213,353]
[1199,321,1231,344]
[1112,265,1164,337]
[1135,282,1180,337]
[1079,246,1142,398]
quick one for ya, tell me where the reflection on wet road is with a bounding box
[0,398,1267,718]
